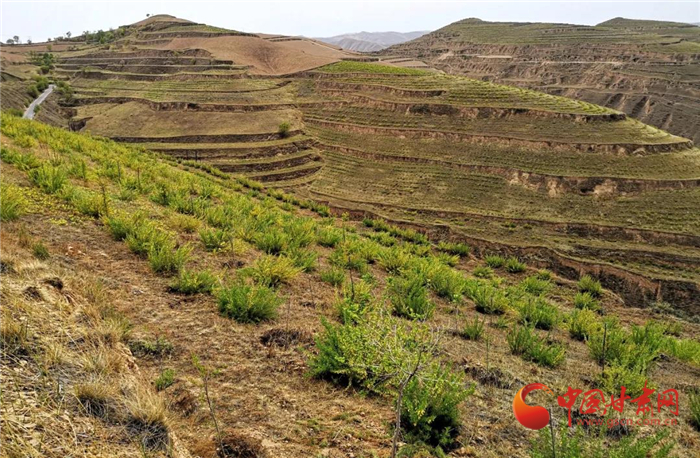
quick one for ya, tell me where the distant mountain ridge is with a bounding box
[315,30,429,52]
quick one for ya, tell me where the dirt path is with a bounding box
[23,84,55,119]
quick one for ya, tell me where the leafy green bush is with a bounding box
[148,241,191,275]
[65,187,106,218]
[472,266,494,281]
[505,257,526,273]
[468,283,508,315]
[578,275,603,297]
[170,269,216,295]
[243,254,300,288]
[567,309,600,341]
[253,229,289,254]
[520,276,551,296]
[690,391,700,431]
[518,298,559,330]
[485,255,506,268]
[285,246,318,272]
[336,280,374,324]
[462,316,485,341]
[278,121,291,138]
[664,338,700,366]
[378,246,412,274]
[125,224,167,256]
[437,241,471,257]
[155,368,176,391]
[573,292,600,311]
[0,184,25,221]
[199,228,232,251]
[427,265,464,302]
[436,252,460,267]
[217,282,282,323]
[29,164,66,194]
[320,267,346,287]
[388,275,435,321]
[507,325,565,368]
[535,270,552,281]
[401,363,472,451]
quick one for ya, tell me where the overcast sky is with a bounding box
[1,1,698,42]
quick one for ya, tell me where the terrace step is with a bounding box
[146,136,314,160]
[247,161,323,183]
[211,150,322,173]
[111,130,303,144]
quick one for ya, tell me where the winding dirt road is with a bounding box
[23,84,55,120]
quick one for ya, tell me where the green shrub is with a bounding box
[437,241,470,257]
[469,283,508,315]
[320,267,346,287]
[154,368,176,391]
[66,188,106,218]
[285,246,318,272]
[401,363,472,451]
[243,254,300,287]
[32,241,50,260]
[169,269,216,295]
[472,266,493,279]
[520,276,551,296]
[253,229,289,255]
[573,292,600,311]
[436,252,460,267]
[484,255,505,268]
[690,391,700,431]
[505,257,526,273]
[316,227,342,247]
[199,228,232,252]
[427,266,464,302]
[462,316,485,341]
[148,242,191,275]
[329,245,368,273]
[105,212,142,241]
[367,231,396,247]
[578,275,603,297]
[535,269,552,281]
[278,121,291,138]
[125,224,167,256]
[0,184,25,221]
[29,164,66,194]
[664,338,700,366]
[336,280,374,324]
[388,275,435,321]
[507,325,565,368]
[377,246,412,274]
[567,309,600,341]
[283,218,316,248]
[587,320,663,379]
[217,283,282,323]
[518,298,559,330]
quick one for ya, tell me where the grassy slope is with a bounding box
[1,113,699,457]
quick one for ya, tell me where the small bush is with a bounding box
[148,242,191,275]
[520,276,551,296]
[469,284,508,315]
[0,184,25,221]
[169,269,216,295]
[472,266,493,279]
[485,255,505,268]
[578,275,603,297]
[462,316,485,341]
[285,246,318,272]
[535,269,552,281]
[320,267,346,287]
[169,213,200,234]
[243,254,301,288]
[664,338,700,366]
[437,241,471,257]
[254,229,289,255]
[199,228,232,252]
[401,363,472,451]
[29,164,66,194]
[129,336,173,357]
[126,224,167,256]
[690,391,700,431]
[388,275,435,321]
[505,257,526,273]
[428,266,464,302]
[104,212,142,241]
[75,381,113,417]
[336,280,374,324]
[217,283,282,323]
[507,325,565,368]
[317,227,342,247]
[377,246,412,274]
[32,241,50,260]
[155,369,176,391]
[278,121,291,138]
[567,309,601,341]
[518,298,559,330]
[436,252,460,267]
[574,292,600,311]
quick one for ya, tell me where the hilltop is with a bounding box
[382,16,700,144]
[315,31,430,52]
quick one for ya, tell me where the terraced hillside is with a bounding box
[2,113,700,458]
[383,18,700,144]
[2,16,699,313]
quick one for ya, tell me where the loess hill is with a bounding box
[1,14,699,312]
[382,17,700,145]
[1,13,700,458]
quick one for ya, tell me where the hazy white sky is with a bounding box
[1,1,698,42]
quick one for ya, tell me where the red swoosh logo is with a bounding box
[513,383,554,430]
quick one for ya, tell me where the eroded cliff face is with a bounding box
[384,20,700,143]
